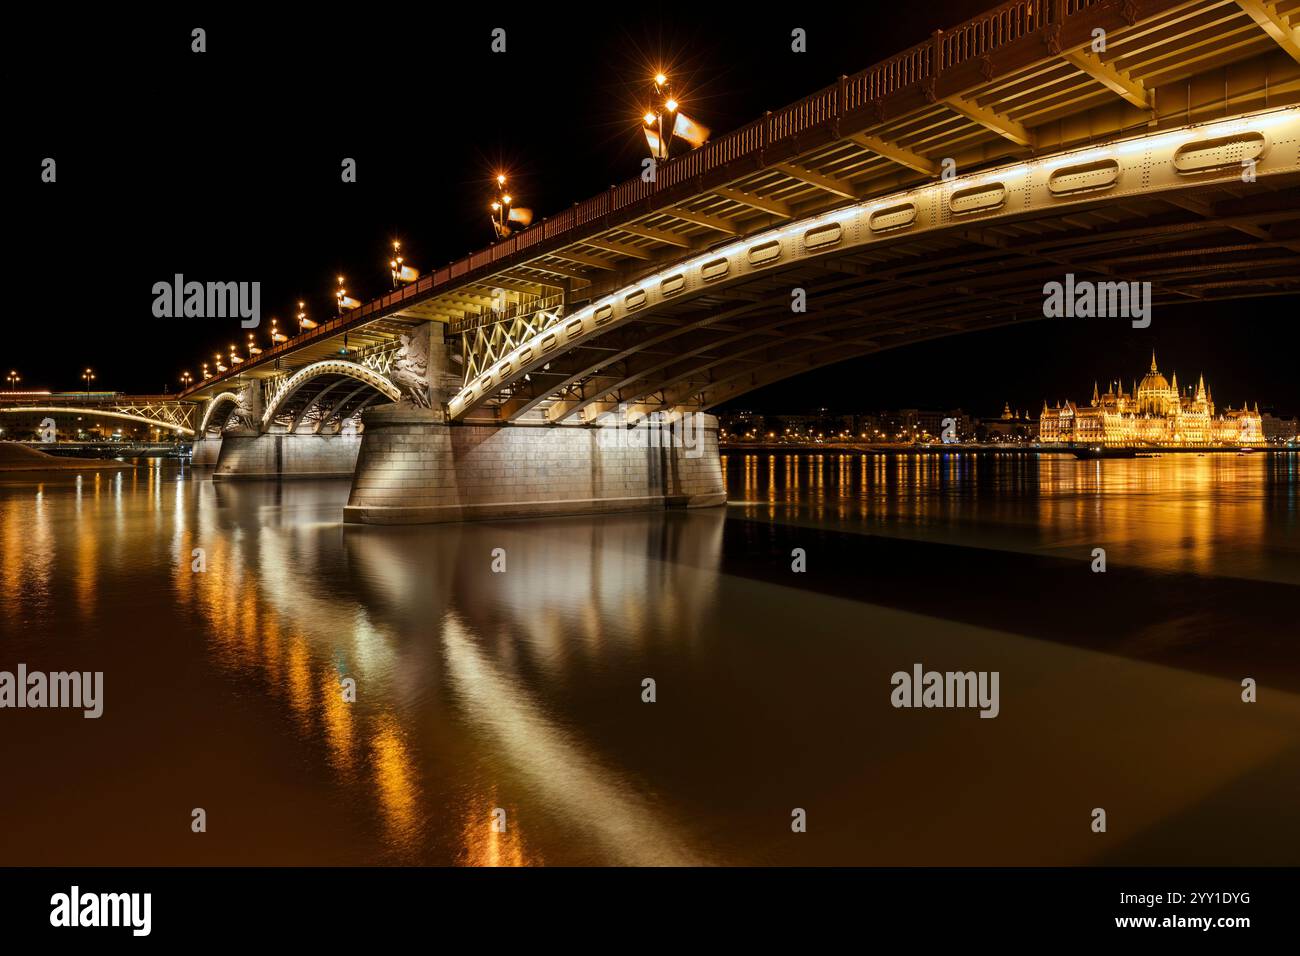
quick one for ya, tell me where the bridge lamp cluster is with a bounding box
[643,71,708,161]
[5,370,18,391]
[390,240,419,288]
[298,300,317,332]
[247,333,261,358]
[489,173,532,241]
[81,368,95,392]
[336,276,362,315]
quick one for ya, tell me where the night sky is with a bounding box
[12,6,1298,416]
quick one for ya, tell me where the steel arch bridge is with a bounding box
[195,360,403,435]
[450,107,1300,422]
[178,0,1300,435]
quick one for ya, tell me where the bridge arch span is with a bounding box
[261,360,402,433]
[199,392,243,434]
[450,106,1300,424]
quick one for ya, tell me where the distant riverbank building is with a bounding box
[1039,353,1263,447]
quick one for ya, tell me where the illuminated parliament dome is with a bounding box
[1040,351,1263,447]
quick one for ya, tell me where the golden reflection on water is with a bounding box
[370,715,422,852]
[731,451,1296,583]
[1,454,1296,865]
[460,790,535,867]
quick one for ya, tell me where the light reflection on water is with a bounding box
[727,451,1299,584]
[0,453,1297,865]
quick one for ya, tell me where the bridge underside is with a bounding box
[470,174,1300,423]
[262,372,394,434]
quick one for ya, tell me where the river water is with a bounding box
[1,451,1297,865]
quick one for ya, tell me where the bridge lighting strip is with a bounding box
[0,407,195,437]
[446,105,1300,421]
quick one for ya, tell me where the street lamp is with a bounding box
[247,333,261,358]
[335,276,360,315]
[270,318,287,343]
[642,71,709,161]
[82,367,95,398]
[215,352,227,373]
[180,371,193,390]
[489,173,532,241]
[389,240,419,288]
[5,370,18,391]
[298,300,317,332]
[201,363,211,380]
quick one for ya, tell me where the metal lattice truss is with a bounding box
[448,106,1300,423]
[0,402,199,437]
[109,400,198,434]
[461,296,566,383]
[356,340,404,377]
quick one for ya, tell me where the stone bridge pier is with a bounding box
[212,432,363,481]
[191,434,222,467]
[343,324,726,524]
[202,368,369,481]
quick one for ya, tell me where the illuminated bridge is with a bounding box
[0,392,197,439]
[175,0,1298,520]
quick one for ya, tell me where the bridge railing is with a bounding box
[188,0,1121,395]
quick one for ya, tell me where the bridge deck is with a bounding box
[184,0,1300,422]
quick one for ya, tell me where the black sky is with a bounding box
[11,6,1298,415]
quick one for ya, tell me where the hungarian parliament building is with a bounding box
[1039,353,1264,447]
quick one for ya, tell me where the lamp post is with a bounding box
[180,371,193,390]
[389,240,419,288]
[335,276,360,316]
[82,368,95,399]
[641,71,708,161]
[5,370,18,392]
[489,173,532,241]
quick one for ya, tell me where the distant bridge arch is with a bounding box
[0,406,196,437]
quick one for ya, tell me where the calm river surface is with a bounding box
[1,451,1297,865]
